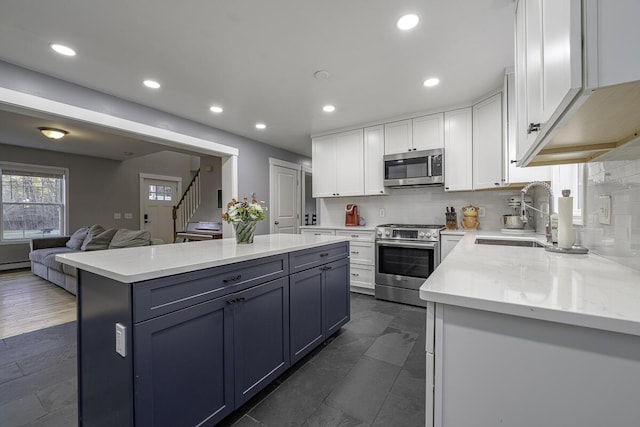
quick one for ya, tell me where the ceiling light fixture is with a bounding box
[143,79,161,89]
[50,43,76,56]
[209,106,223,113]
[397,14,420,31]
[423,77,440,87]
[323,105,336,113]
[255,123,267,130]
[314,70,331,80]
[38,127,69,140]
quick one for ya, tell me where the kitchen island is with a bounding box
[420,231,640,427]
[56,234,350,427]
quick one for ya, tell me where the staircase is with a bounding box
[172,169,201,242]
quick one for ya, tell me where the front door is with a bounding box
[141,177,179,244]
[271,164,298,234]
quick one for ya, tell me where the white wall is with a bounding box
[318,186,539,231]
[582,159,640,271]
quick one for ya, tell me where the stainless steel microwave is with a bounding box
[383,148,444,187]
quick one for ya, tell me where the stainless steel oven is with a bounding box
[375,224,443,307]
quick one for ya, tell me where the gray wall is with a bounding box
[0,60,310,251]
[190,156,223,223]
[0,144,196,266]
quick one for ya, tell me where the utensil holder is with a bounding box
[445,212,458,230]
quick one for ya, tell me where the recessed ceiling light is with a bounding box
[143,79,161,89]
[38,127,69,140]
[50,44,76,56]
[255,123,266,130]
[314,70,331,80]
[209,106,223,113]
[423,78,440,87]
[396,14,420,31]
[323,105,336,113]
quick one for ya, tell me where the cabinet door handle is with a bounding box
[510,160,518,164]
[527,122,541,134]
[350,234,359,238]
[237,297,245,303]
[351,273,360,277]
[319,252,329,257]
[226,299,236,305]
[314,233,323,236]
[324,266,333,271]
[494,183,500,186]
[351,251,359,254]
[223,274,242,283]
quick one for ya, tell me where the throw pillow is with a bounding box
[108,229,151,249]
[66,226,89,250]
[81,225,118,251]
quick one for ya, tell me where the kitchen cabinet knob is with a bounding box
[494,183,500,186]
[380,190,384,193]
[274,221,279,225]
[527,123,541,134]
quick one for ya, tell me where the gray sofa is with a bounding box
[30,226,161,295]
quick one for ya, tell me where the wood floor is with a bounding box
[0,269,76,340]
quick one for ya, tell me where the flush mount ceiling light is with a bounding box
[423,77,440,87]
[396,14,420,31]
[209,105,223,113]
[323,105,336,113]
[255,123,267,130]
[50,43,76,56]
[143,79,161,89]
[38,127,69,140]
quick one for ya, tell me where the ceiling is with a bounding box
[0,0,515,158]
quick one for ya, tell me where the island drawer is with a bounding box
[289,242,349,274]
[133,254,288,322]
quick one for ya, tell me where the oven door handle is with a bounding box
[376,240,438,249]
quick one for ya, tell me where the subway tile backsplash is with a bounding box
[583,159,640,271]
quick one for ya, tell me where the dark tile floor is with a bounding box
[0,293,426,427]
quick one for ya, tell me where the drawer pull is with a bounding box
[351,234,359,238]
[237,297,245,303]
[314,233,322,236]
[223,274,242,283]
[319,252,329,257]
[226,299,236,305]
[351,251,359,254]
[351,273,360,277]
[319,265,333,271]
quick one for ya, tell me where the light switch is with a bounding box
[124,213,133,220]
[115,323,127,357]
[598,195,611,225]
[114,212,121,220]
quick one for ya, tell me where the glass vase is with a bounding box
[234,221,257,244]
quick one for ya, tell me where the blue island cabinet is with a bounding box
[76,242,349,427]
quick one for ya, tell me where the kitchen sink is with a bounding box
[475,238,545,248]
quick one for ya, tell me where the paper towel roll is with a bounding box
[557,192,574,249]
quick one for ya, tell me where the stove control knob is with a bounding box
[419,232,425,238]
[384,231,391,236]
[425,232,433,239]
[376,230,382,237]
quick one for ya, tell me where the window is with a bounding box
[1,163,68,241]
[148,184,173,201]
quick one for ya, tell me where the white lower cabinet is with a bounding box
[425,303,640,426]
[440,234,463,262]
[335,229,375,295]
[300,228,336,237]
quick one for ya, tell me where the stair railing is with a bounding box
[172,169,201,242]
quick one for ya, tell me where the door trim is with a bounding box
[268,158,302,234]
[139,173,183,231]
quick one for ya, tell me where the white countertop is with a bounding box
[421,230,640,336]
[300,225,377,231]
[56,234,347,284]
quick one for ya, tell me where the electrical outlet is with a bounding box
[478,206,486,217]
[598,195,611,225]
[124,213,133,220]
[114,212,121,220]
[379,208,385,217]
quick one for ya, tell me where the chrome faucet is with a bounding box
[521,181,554,243]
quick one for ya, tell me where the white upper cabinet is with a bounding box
[472,93,504,189]
[516,0,582,160]
[384,113,443,155]
[312,129,364,198]
[515,0,640,166]
[412,113,444,151]
[363,125,387,196]
[444,108,473,192]
[384,120,413,154]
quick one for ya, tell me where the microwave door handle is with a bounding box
[427,156,432,177]
[377,241,438,250]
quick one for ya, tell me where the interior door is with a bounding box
[142,178,178,244]
[272,164,298,234]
